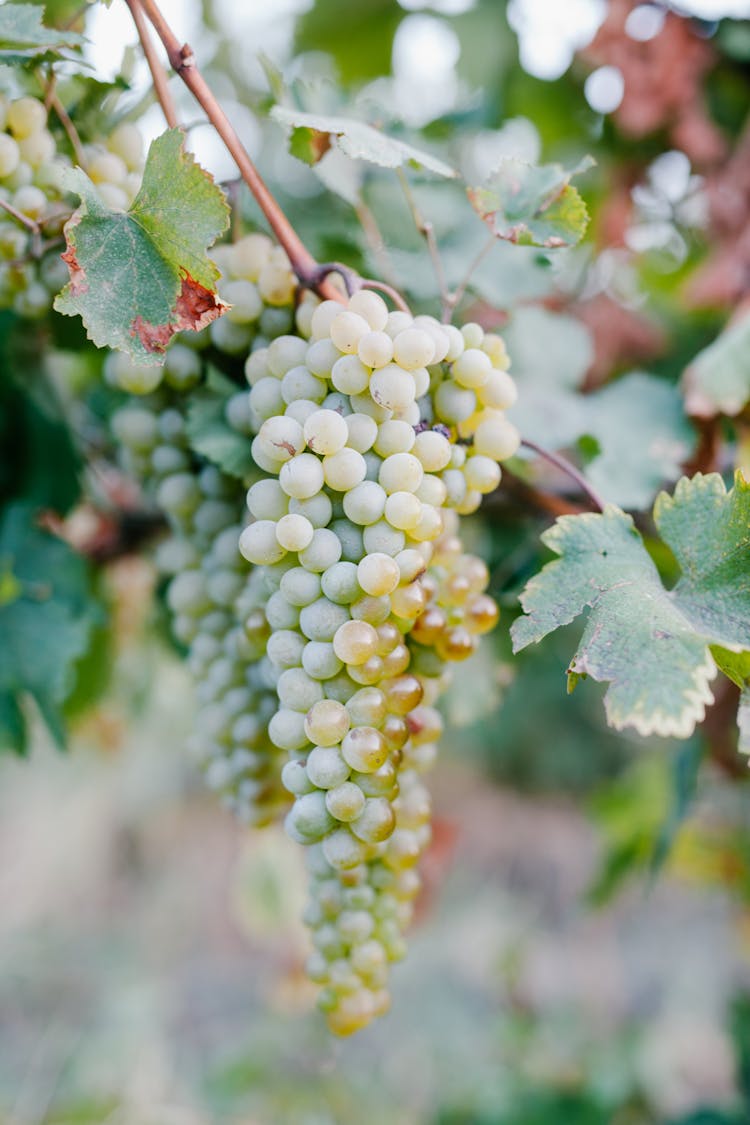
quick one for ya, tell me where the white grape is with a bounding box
[331,354,370,395]
[472,414,521,460]
[280,454,326,500]
[330,310,370,354]
[384,491,422,531]
[342,480,387,526]
[378,453,423,495]
[373,419,414,457]
[345,413,378,453]
[304,409,349,455]
[239,520,287,565]
[357,553,400,597]
[276,513,315,552]
[348,290,389,331]
[369,365,416,413]
[323,447,367,492]
[358,331,393,369]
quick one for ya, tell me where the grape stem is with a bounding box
[448,233,496,319]
[124,0,179,130]
[128,0,344,303]
[38,71,87,169]
[354,199,400,292]
[397,169,450,317]
[359,279,411,313]
[0,198,40,235]
[308,262,411,312]
[520,438,606,512]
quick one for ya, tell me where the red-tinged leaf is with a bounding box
[54,128,230,365]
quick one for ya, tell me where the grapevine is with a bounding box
[3,0,750,1063]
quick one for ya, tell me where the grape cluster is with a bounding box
[106,233,309,823]
[100,216,518,1030]
[111,396,284,824]
[0,94,144,318]
[235,289,519,1032]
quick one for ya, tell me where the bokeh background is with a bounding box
[3,0,750,1121]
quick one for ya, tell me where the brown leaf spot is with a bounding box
[61,217,87,294]
[308,129,332,163]
[174,270,228,333]
[129,272,228,355]
[129,315,174,354]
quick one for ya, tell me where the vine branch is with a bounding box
[130,0,343,303]
[521,438,606,513]
[37,70,87,168]
[124,0,179,130]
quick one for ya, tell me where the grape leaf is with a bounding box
[509,371,696,510]
[0,503,99,754]
[503,306,593,390]
[683,313,750,418]
[582,375,695,510]
[186,369,255,480]
[512,472,750,740]
[468,156,594,248]
[54,128,230,366]
[270,106,457,178]
[294,0,403,83]
[0,2,83,64]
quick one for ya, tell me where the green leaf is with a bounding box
[0,503,100,753]
[683,313,750,418]
[510,370,696,511]
[185,369,255,480]
[582,374,696,511]
[468,156,593,248]
[270,106,457,178]
[0,1,83,64]
[511,472,750,740]
[503,306,593,390]
[54,128,230,365]
[294,0,403,84]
